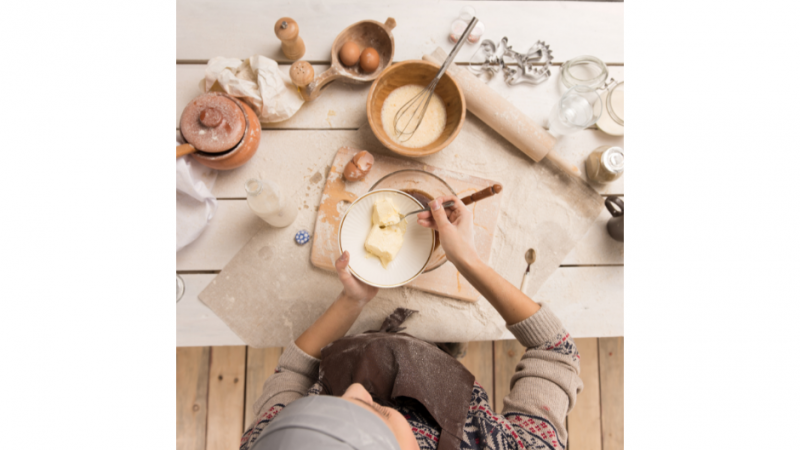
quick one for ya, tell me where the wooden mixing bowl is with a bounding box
[366,60,465,158]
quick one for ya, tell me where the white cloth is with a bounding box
[203,55,304,124]
[177,145,218,252]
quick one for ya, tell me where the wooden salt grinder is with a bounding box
[274,17,305,60]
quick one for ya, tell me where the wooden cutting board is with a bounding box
[310,146,502,302]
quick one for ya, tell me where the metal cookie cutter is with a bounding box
[468,37,553,85]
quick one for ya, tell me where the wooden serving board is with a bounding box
[310,146,502,302]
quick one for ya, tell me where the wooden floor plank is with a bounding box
[244,347,284,431]
[177,347,210,450]
[493,339,526,412]
[598,337,624,450]
[568,338,602,450]
[207,346,247,450]
[460,341,494,410]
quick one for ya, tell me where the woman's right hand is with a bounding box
[417,195,479,269]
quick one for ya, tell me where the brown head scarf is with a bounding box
[319,308,475,450]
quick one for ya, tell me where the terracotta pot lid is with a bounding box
[180,93,246,153]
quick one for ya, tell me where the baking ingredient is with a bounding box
[372,197,401,227]
[342,150,375,181]
[245,178,298,227]
[596,84,624,136]
[585,146,624,183]
[359,47,380,73]
[343,161,364,181]
[339,41,360,66]
[381,85,447,148]
[364,198,407,268]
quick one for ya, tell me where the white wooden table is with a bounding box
[176,0,624,346]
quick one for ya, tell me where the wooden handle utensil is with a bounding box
[461,184,502,206]
[176,143,196,158]
[290,18,396,102]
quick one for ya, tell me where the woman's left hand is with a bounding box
[336,251,378,306]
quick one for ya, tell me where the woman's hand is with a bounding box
[420,196,541,326]
[295,251,378,358]
[336,250,378,306]
[416,196,479,269]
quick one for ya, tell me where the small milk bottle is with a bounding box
[244,178,298,227]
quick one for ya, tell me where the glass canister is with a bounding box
[547,85,603,136]
[607,81,624,126]
[245,178,298,227]
[560,55,609,90]
[585,146,624,183]
[597,81,624,136]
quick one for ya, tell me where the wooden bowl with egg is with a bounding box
[366,60,465,158]
[290,18,396,101]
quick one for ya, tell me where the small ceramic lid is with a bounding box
[180,93,246,153]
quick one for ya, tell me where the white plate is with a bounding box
[338,190,434,288]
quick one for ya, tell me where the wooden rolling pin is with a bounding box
[423,48,582,178]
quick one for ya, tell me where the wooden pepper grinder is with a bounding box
[274,17,305,60]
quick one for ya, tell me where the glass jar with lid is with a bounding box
[597,81,624,136]
[560,55,609,90]
[585,146,624,183]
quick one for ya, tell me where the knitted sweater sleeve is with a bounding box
[239,342,320,450]
[502,304,583,450]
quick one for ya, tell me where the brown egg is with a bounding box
[353,150,374,172]
[339,41,360,66]
[343,151,374,181]
[360,47,380,73]
[343,161,364,181]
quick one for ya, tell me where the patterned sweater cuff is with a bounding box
[278,342,320,377]
[506,304,565,348]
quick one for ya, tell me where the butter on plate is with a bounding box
[365,198,408,268]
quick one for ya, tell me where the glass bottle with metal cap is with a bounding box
[585,146,624,183]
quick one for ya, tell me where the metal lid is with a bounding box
[602,147,624,174]
[179,92,246,153]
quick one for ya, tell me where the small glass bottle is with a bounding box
[245,178,297,227]
[585,146,624,183]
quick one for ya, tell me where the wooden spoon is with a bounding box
[289,18,396,101]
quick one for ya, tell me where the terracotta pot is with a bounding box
[177,92,261,170]
[366,60,465,158]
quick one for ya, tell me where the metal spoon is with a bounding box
[520,248,536,292]
[379,201,455,228]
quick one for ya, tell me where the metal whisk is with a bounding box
[393,16,478,143]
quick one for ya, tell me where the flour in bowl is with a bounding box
[381,84,447,148]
